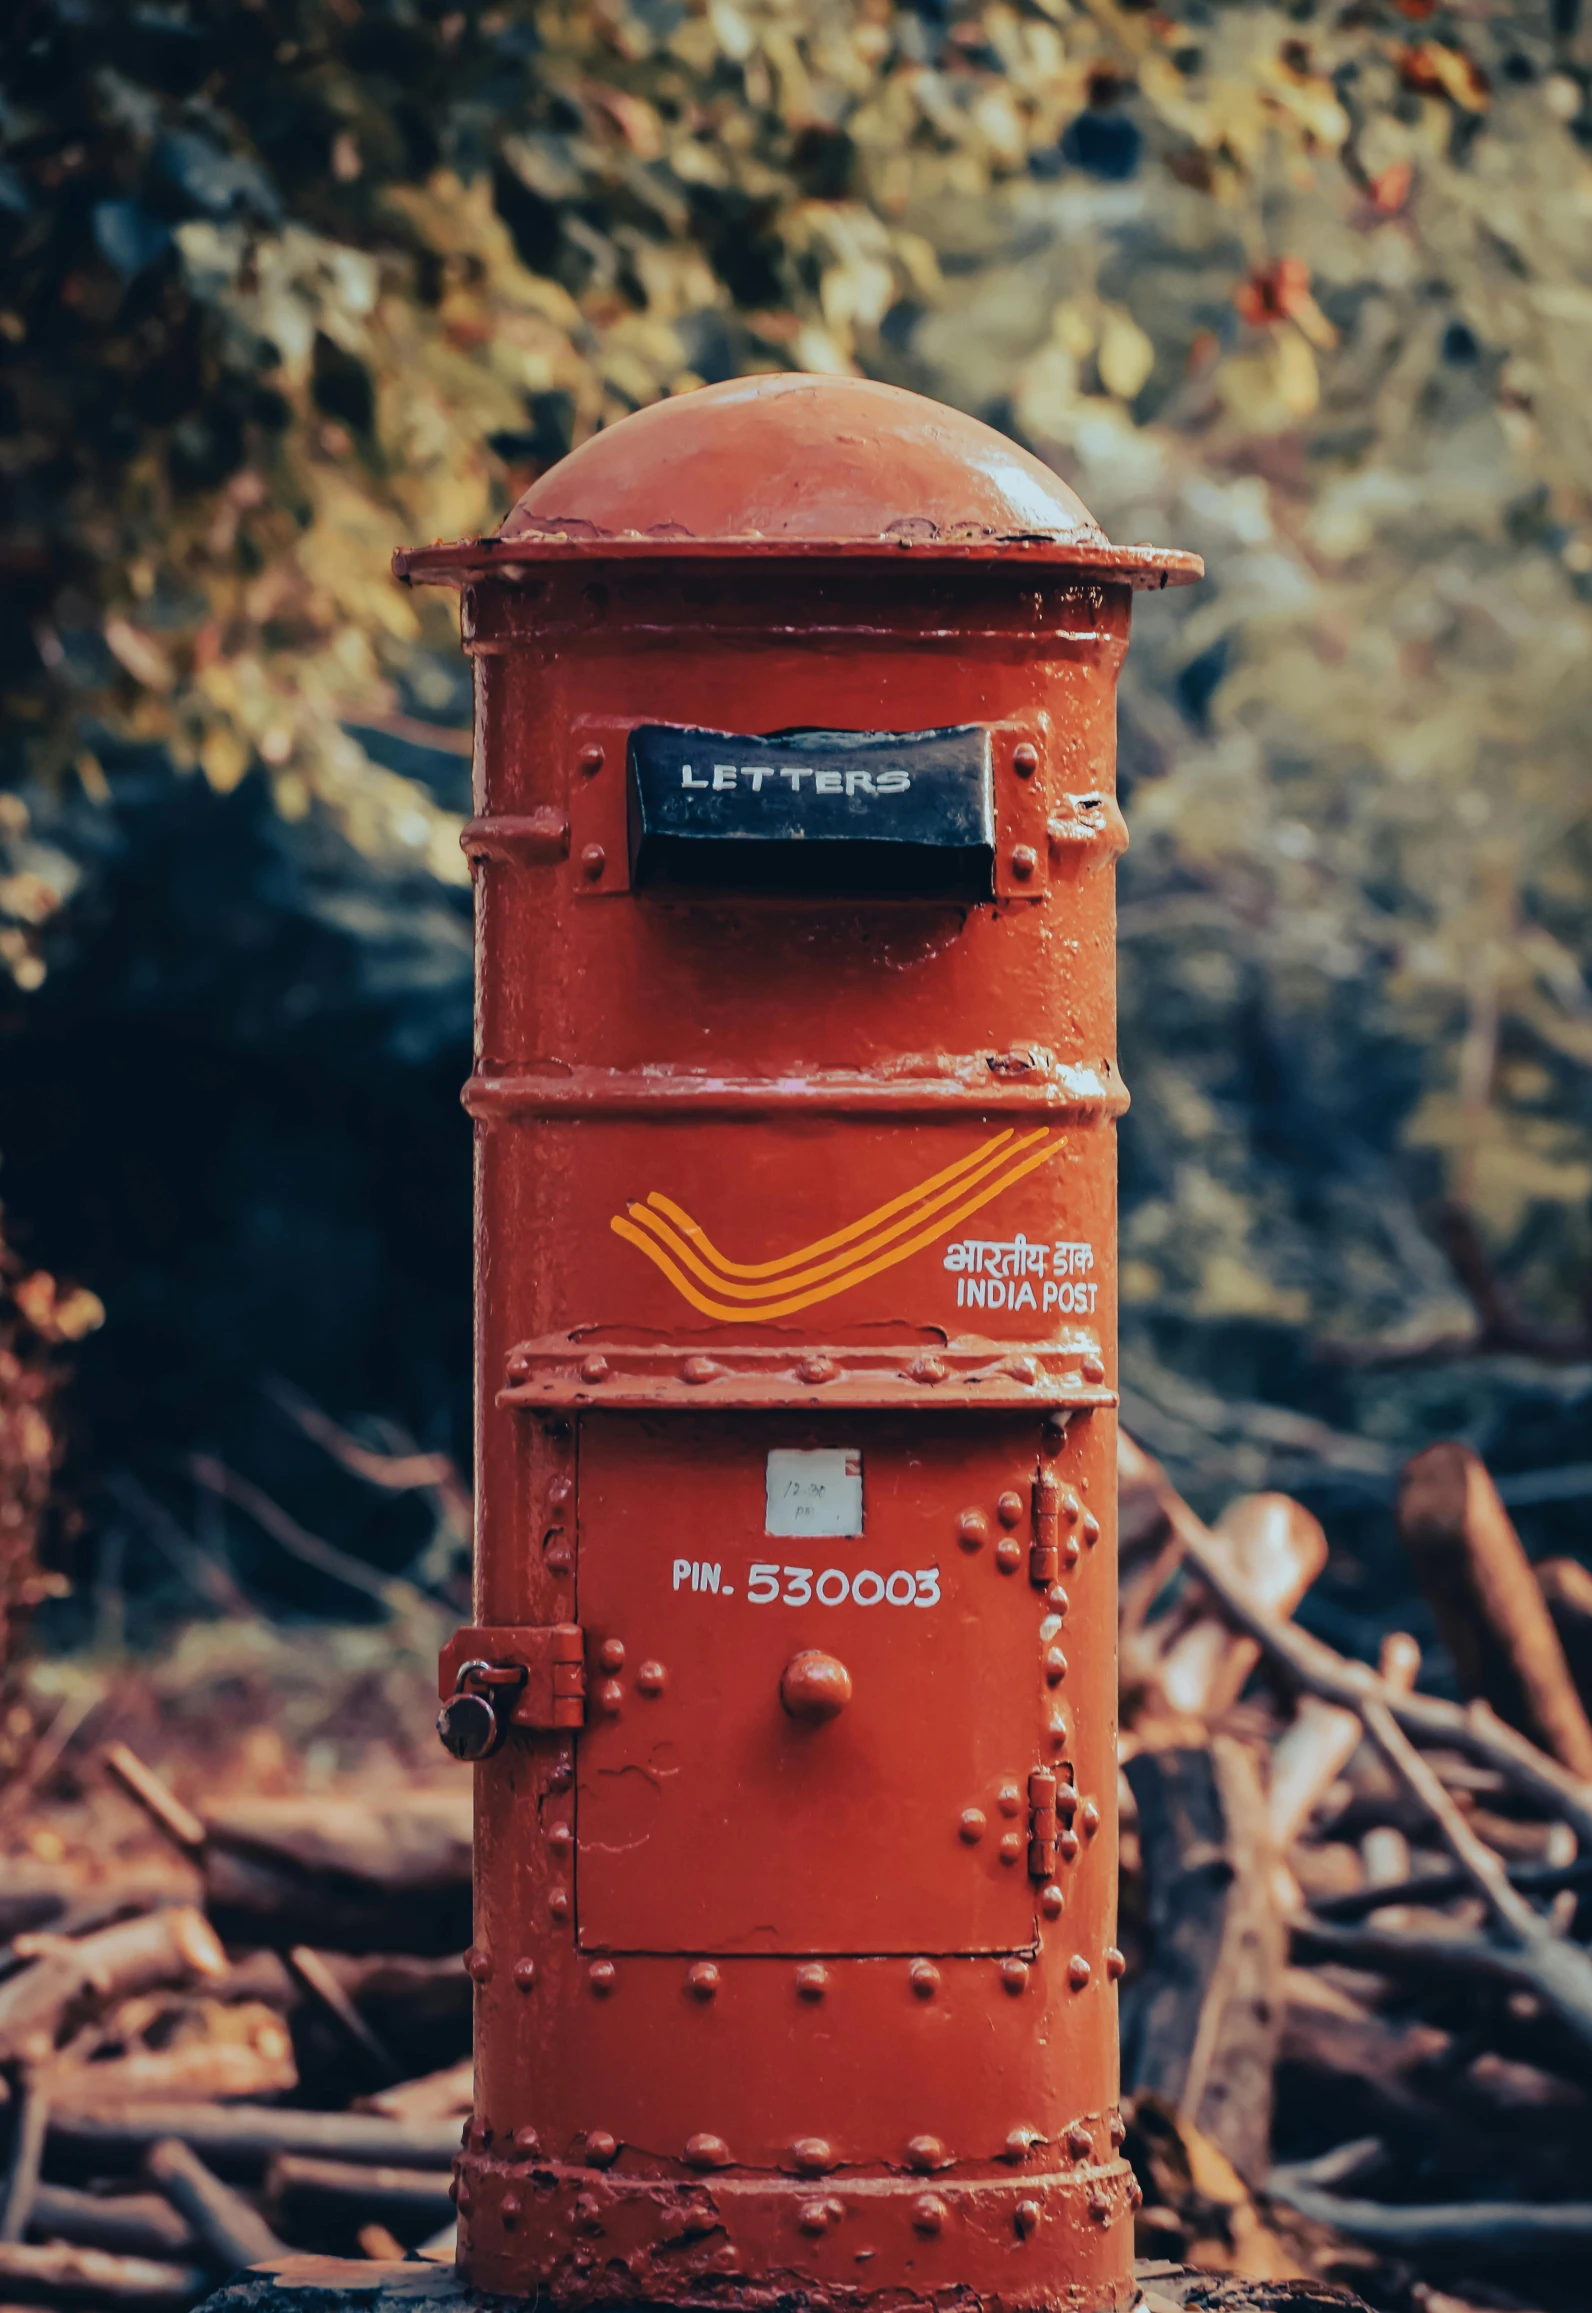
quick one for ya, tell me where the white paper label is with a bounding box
[765,1448,863,1538]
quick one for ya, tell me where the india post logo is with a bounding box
[610,1129,1067,1323]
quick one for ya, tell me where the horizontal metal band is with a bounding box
[465,1063,1127,1122]
[497,1333,1112,1414]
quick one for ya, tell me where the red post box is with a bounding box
[395,373,1199,2313]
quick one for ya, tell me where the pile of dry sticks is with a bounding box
[0,1741,471,2306]
[1118,1433,1592,2311]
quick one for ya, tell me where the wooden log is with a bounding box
[101,1748,205,1858]
[1154,1493,1328,1720]
[0,1910,226,2067]
[356,2059,472,2124]
[0,2238,209,2304]
[28,2186,194,2260]
[265,2155,455,2234]
[1,2076,50,2243]
[1121,1738,1285,2184]
[144,2141,282,2276]
[1268,2135,1592,2252]
[1537,1555,1592,1709]
[284,1949,398,2085]
[1396,1442,1592,1775]
[48,2101,460,2176]
[200,1796,471,1956]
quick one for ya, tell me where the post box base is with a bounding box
[455,2154,1138,2310]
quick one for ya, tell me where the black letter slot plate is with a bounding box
[627,724,995,899]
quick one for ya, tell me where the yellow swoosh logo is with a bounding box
[610,1132,1066,1323]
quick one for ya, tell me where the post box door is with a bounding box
[574,1411,1046,1956]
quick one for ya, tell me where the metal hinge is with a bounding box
[1027,1768,1058,1880]
[438,1624,587,1731]
[1028,1768,1080,1880]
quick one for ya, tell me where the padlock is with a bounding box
[437,1660,510,1761]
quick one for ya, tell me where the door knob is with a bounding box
[781,1650,853,1723]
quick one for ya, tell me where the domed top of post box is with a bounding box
[394,373,1201,589]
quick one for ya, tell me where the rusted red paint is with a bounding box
[397,374,1198,2312]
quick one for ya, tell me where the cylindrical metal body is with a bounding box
[398,375,1198,2313]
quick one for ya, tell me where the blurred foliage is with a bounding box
[4,0,1592,1487]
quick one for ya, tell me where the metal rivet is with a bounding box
[797,1355,835,1384]
[687,1962,720,2000]
[1080,1798,1101,1836]
[548,1474,574,1506]
[996,1489,1024,1528]
[1082,1511,1101,1545]
[1068,1954,1092,1990]
[791,2138,833,2174]
[1062,1532,1082,1568]
[682,1354,721,1384]
[998,1831,1023,1865]
[1046,1583,1070,1614]
[580,843,606,880]
[1066,2125,1092,2160]
[909,1959,940,1998]
[958,1808,986,1843]
[683,2133,731,2169]
[912,2194,947,2235]
[997,1781,1023,1817]
[1105,1946,1126,1980]
[585,2131,617,2167]
[597,1677,623,1714]
[1004,1354,1037,1384]
[500,2191,521,2227]
[1015,2198,1042,2236]
[506,1353,531,1383]
[824,2198,844,2223]
[1044,1646,1068,1684]
[1108,2113,1126,2149]
[512,1957,537,1990]
[1059,1829,1081,1862]
[548,1889,570,1918]
[1088,2189,1111,2223]
[580,1353,610,1383]
[448,2175,461,2203]
[910,1355,946,1384]
[549,1752,573,1794]
[956,1509,988,1551]
[1127,2178,1143,2209]
[579,743,604,775]
[798,2203,830,2236]
[995,1538,1022,1573]
[1005,2126,1039,2160]
[796,1964,829,2000]
[636,1660,667,1695]
[1010,845,1038,881]
[1060,1491,1080,1524]
[589,1960,617,1995]
[905,2134,947,2172]
[1039,1882,1065,1920]
[1012,741,1039,778]
[465,1948,491,1982]
[545,1541,573,1573]
[455,2179,472,2211]
[713,2245,739,2272]
[599,1639,626,1672]
[547,1821,573,1850]
[573,2192,603,2233]
[1081,1355,1106,1383]
[1000,1957,1029,1995]
[511,2125,539,2157]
